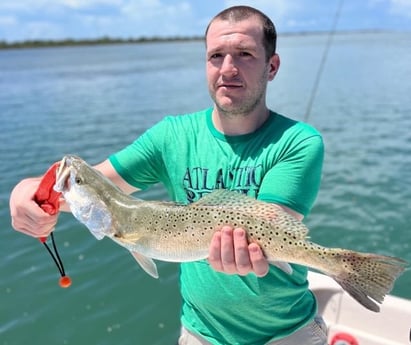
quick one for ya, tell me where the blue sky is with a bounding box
[1,0,410,42]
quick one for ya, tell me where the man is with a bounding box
[10,6,326,345]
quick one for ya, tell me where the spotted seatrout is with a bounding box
[54,155,407,312]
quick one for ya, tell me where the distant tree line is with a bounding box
[0,30,392,50]
[0,36,204,50]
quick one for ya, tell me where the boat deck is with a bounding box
[308,271,411,345]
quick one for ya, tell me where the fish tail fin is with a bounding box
[329,250,407,312]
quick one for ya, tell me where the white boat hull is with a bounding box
[308,271,411,345]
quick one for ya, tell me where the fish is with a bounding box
[54,154,407,312]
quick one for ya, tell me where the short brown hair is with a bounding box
[205,5,277,61]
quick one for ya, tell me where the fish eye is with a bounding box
[75,177,82,185]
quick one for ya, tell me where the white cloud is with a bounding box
[25,21,64,39]
[1,0,410,42]
[121,0,191,20]
[221,0,317,32]
[223,0,300,23]
[369,0,411,18]
[389,0,411,17]
[0,15,16,26]
[119,1,197,36]
[62,0,123,8]
[0,0,121,10]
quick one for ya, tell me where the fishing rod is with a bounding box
[304,0,344,122]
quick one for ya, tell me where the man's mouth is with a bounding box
[217,82,243,89]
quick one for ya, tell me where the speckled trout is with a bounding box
[54,155,407,312]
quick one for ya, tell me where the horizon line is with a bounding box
[1,29,408,50]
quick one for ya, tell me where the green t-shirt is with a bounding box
[109,108,324,345]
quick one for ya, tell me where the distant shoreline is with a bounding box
[0,36,203,50]
[0,30,402,50]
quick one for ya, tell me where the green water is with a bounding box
[1,33,410,344]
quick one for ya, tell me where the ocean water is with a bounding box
[0,33,410,345]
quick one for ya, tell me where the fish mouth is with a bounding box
[54,155,81,192]
[54,156,71,192]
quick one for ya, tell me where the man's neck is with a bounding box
[212,106,270,136]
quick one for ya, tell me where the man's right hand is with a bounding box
[9,177,59,238]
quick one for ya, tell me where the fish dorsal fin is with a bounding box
[191,189,284,215]
[191,189,309,239]
[192,189,265,208]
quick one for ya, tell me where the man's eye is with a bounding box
[209,53,222,59]
[239,51,252,57]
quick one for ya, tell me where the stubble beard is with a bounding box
[210,70,269,118]
[214,92,263,118]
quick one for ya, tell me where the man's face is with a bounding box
[206,17,279,116]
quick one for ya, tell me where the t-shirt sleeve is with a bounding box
[257,134,324,217]
[108,119,168,190]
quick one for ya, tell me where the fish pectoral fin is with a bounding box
[268,260,293,275]
[130,251,159,279]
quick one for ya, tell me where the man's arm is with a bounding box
[10,159,137,237]
[94,160,139,195]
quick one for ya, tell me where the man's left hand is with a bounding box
[208,226,269,277]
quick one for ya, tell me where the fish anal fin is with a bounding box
[130,251,159,279]
[268,260,293,275]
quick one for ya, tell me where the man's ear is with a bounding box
[268,54,280,81]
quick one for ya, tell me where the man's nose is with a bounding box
[220,55,238,77]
